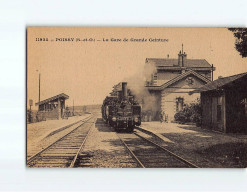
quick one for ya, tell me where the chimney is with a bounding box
[178,50,182,66]
[178,51,187,67]
[122,82,128,100]
[167,54,169,59]
[178,44,187,67]
[182,52,187,67]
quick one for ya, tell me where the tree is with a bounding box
[174,98,201,126]
[228,28,247,58]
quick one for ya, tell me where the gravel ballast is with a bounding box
[76,118,139,168]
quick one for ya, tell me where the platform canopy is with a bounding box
[35,93,69,106]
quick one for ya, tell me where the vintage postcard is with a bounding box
[27,27,247,168]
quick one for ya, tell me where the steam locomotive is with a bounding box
[101,82,141,132]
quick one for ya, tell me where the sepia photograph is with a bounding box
[26,27,247,168]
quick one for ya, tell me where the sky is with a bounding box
[27,27,247,108]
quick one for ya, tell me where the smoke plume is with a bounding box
[124,61,159,113]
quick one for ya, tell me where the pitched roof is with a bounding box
[195,72,247,92]
[146,58,212,68]
[35,93,69,105]
[147,69,211,91]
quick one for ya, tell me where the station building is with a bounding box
[196,72,247,133]
[35,93,69,120]
[145,49,215,122]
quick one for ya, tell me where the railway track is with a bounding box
[27,117,95,168]
[117,130,199,168]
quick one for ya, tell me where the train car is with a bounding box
[102,82,141,132]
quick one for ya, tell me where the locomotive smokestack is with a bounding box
[122,82,128,100]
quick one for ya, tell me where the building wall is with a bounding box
[161,89,200,121]
[201,78,247,134]
[37,107,60,120]
[211,95,226,132]
[37,98,66,120]
[225,83,247,133]
[201,92,212,129]
[201,91,226,132]
[160,76,205,121]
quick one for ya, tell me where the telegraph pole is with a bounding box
[73,99,74,116]
[39,73,41,103]
[36,69,41,111]
[211,64,214,81]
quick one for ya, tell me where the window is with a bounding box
[217,96,222,122]
[176,97,184,112]
[153,73,158,80]
[240,98,247,117]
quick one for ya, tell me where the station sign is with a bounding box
[29,99,33,106]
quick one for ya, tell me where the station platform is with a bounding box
[137,121,247,167]
[27,114,91,158]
